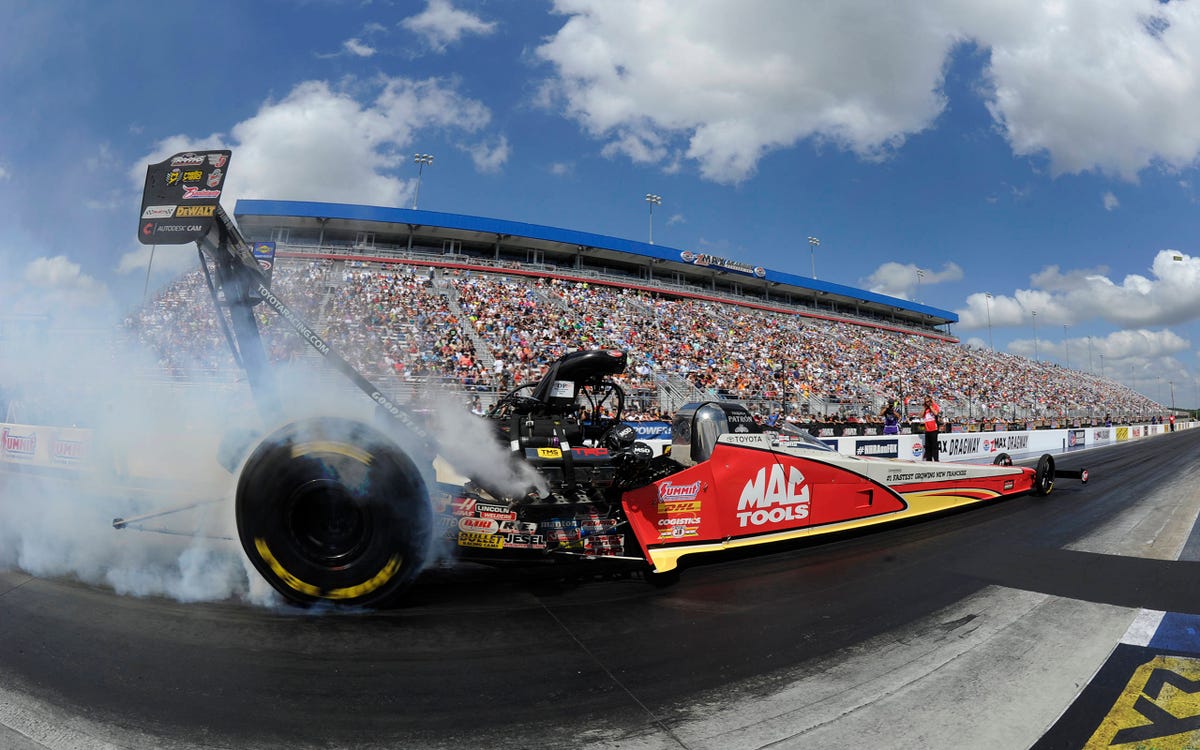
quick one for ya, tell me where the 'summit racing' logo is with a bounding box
[2,428,36,458]
[657,480,702,502]
[737,464,810,527]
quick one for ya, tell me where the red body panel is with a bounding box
[622,441,1038,568]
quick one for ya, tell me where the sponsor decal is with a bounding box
[941,436,982,457]
[631,421,671,439]
[153,224,205,233]
[549,380,574,398]
[207,153,228,168]
[475,502,517,521]
[736,464,810,527]
[457,531,504,550]
[51,438,86,463]
[181,169,203,183]
[497,520,537,535]
[141,222,154,236]
[855,439,899,458]
[678,250,765,278]
[175,204,215,218]
[500,533,547,550]
[207,168,223,187]
[450,497,476,516]
[1116,427,1129,441]
[2,428,36,458]
[570,447,609,460]
[724,433,767,444]
[166,168,182,186]
[181,184,221,200]
[537,447,562,459]
[1004,480,1014,490]
[458,517,499,535]
[980,434,1029,453]
[141,205,176,219]
[1095,428,1111,440]
[1068,429,1086,448]
[884,467,969,483]
[170,153,207,167]
[657,501,701,514]
[912,443,924,459]
[657,480,703,502]
[1087,655,1200,747]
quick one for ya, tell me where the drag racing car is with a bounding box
[131,150,1087,608]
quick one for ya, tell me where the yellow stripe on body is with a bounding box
[646,487,1004,573]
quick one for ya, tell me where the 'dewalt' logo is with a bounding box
[1,428,36,459]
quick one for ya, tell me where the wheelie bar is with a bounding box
[1054,467,1089,483]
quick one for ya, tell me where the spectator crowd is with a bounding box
[122,257,1165,425]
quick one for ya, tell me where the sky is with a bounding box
[3,0,1200,406]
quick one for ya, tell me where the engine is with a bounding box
[488,349,636,504]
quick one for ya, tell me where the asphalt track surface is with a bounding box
[3,431,1200,749]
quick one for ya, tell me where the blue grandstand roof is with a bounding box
[235,198,958,324]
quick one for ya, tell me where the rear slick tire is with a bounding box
[1032,453,1055,496]
[236,418,432,608]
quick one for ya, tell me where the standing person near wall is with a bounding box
[922,395,941,461]
[881,400,900,435]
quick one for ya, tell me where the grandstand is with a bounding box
[121,200,1163,430]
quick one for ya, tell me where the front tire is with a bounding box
[236,418,431,608]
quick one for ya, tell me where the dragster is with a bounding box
[128,150,1088,608]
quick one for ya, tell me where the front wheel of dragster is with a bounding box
[993,452,1013,467]
[1032,453,1055,496]
[236,418,432,608]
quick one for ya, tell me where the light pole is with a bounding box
[1032,310,1039,362]
[1063,324,1070,369]
[1088,336,1094,373]
[808,236,820,279]
[412,153,434,209]
[915,269,925,303]
[645,194,662,244]
[984,293,994,351]
[1100,354,1105,378]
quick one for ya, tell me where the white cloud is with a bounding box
[131,77,491,209]
[343,38,376,57]
[402,0,497,52]
[957,249,1200,330]
[461,135,509,173]
[1103,191,1119,210]
[549,161,573,176]
[860,261,963,299]
[115,244,197,279]
[536,0,1200,184]
[121,77,496,275]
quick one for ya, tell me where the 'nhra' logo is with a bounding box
[2,428,36,458]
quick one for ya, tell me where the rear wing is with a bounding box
[136,150,431,447]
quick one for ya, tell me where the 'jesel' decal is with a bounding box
[737,464,810,527]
